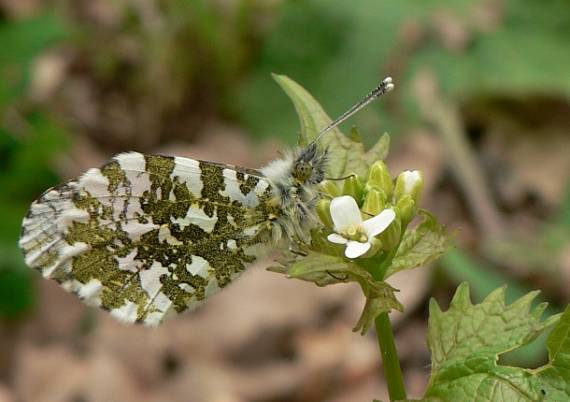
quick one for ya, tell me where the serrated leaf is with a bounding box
[419,283,568,402]
[272,74,390,178]
[385,210,450,278]
[428,284,556,371]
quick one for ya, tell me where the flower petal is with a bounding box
[330,196,362,231]
[327,233,348,244]
[345,241,371,259]
[362,208,396,238]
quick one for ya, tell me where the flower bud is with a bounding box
[361,188,386,216]
[396,194,417,226]
[342,174,363,203]
[320,180,341,197]
[316,198,334,229]
[377,214,401,251]
[394,170,423,204]
[366,161,393,197]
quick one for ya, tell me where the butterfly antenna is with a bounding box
[312,77,395,144]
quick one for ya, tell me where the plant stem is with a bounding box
[367,226,407,400]
[375,312,406,401]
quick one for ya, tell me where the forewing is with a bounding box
[19,152,278,325]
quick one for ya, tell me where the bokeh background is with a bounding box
[1,1,569,401]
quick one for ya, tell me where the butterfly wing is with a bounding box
[19,152,279,325]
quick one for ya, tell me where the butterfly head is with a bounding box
[292,143,327,185]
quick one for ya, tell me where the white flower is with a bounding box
[326,195,396,259]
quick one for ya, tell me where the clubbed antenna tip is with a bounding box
[313,76,395,143]
[383,76,395,92]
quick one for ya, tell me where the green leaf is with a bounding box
[385,210,450,278]
[440,249,563,367]
[272,250,403,334]
[353,289,403,335]
[283,252,352,287]
[272,74,389,178]
[419,283,569,402]
[272,73,343,146]
[536,307,570,399]
[546,307,570,367]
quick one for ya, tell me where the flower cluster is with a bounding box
[317,161,424,259]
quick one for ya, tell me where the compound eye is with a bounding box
[294,162,313,182]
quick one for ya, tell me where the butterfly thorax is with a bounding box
[261,143,328,244]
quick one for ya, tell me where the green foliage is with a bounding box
[272,74,391,178]
[410,284,570,402]
[386,210,450,278]
[270,75,447,337]
[245,70,570,402]
[440,248,564,368]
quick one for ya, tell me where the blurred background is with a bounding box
[1,0,569,401]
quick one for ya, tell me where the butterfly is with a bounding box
[19,78,394,325]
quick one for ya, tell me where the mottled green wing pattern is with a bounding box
[19,152,279,325]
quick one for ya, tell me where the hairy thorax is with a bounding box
[261,143,328,244]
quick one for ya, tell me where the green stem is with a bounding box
[365,223,409,400]
[375,312,407,401]
[377,248,398,279]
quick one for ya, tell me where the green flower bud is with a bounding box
[377,214,401,251]
[316,199,334,229]
[367,161,393,196]
[362,189,386,216]
[320,180,341,197]
[396,194,417,226]
[342,174,363,203]
[394,170,424,204]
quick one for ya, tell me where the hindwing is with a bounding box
[19,152,279,325]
